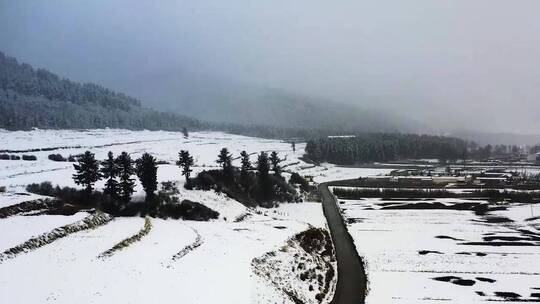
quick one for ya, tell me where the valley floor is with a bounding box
[4,129,536,303]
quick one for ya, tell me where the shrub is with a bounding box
[26,181,55,196]
[160,181,179,194]
[159,200,219,221]
[48,154,67,162]
[22,154,37,161]
[0,154,9,160]
[0,186,5,193]
[24,182,219,221]
[10,155,20,160]
[289,172,310,192]
[26,182,112,207]
[190,169,299,207]
[295,228,332,256]
[193,170,219,191]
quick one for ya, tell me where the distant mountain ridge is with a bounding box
[162,82,423,133]
[0,50,426,140]
[0,51,203,131]
[7,50,528,146]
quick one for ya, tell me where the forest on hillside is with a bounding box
[305,134,470,164]
[0,51,202,131]
[0,51,369,139]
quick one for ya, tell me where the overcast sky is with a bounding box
[2,1,540,134]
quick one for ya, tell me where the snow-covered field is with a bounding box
[0,129,381,304]
[0,129,386,197]
[6,129,535,303]
[339,197,540,303]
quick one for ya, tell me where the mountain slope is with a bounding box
[158,79,423,133]
[0,51,203,131]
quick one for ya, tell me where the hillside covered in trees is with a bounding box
[0,51,202,131]
[305,134,470,164]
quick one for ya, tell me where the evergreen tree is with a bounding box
[257,151,270,178]
[216,148,233,177]
[182,127,189,138]
[116,152,135,204]
[292,142,296,153]
[177,150,194,186]
[240,151,251,174]
[240,150,251,186]
[256,151,272,199]
[269,151,282,176]
[136,153,158,202]
[72,150,100,194]
[100,151,120,199]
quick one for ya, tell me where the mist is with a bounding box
[2,0,540,135]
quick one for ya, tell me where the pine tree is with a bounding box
[72,150,100,194]
[177,150,194,187]
[136,153,158,202]
[100,151,120,199]
[257,151,270,178]
[116,152,135,204]
[216,148,233,178]
[240,150,251,186]
[182,127,189,138]
[240,151,251,174]
[269,151,282,176]
[256,151,272,199]
[291,142,296,153]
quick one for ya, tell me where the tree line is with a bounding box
[189,148,296,205]
[0,51,346,140]
[71,147,288,209]
[0,51,140,110]
[305,133,470,164]
[5,50,469,144]
[72,151,158,210]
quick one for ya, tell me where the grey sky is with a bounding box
[1,1,540,134]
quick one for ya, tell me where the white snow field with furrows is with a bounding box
[0,129,373,304]
[339,197,540,304]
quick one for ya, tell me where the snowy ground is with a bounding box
[7,129,535,303]
[0,129,369,304]
[0,212,329,303]
[338,197,540,303]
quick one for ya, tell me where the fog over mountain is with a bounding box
[2,1,540,138]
